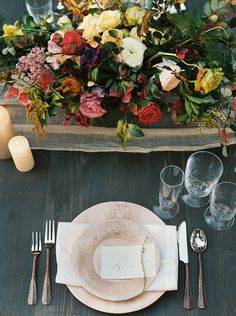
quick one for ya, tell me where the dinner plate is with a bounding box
[72,218,160,301]
[67,201,166,314]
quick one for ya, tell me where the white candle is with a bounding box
[8,136,35,172]
[0,106,15,159]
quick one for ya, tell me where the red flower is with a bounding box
[109,87,122,98]
[63,110,91,127]
[219,129,230,144]
[51,32,62,44]
[18,92,30,106]
[137,102,163,124]
[40,69,55,90]
[109,85,134,103]
[122,86,134,103]
[4,85,19,100]
[62,31,83,55]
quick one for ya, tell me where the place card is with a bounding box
[101,243,156,280]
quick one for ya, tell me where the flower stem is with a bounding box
[147,52,177,63]
[201,26,227,35]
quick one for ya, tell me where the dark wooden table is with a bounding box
[0,145,236,316]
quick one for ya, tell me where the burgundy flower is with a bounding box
[64,110,91,127]
[109,85,134,103]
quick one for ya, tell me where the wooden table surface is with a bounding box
[0,146,236,316]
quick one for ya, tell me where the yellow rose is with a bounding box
[83,26,100,48]
[78,14,100,47]
[195,68,224,94]
[98,10,121,31]
[129,27,145,41]
[3,21,24,37]
[125,6,146,26]
[101,29,123,46]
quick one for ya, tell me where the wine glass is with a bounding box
[204,182,236,231]
[182,151,223,208]
[25,0,52,23]
[153,165,184,219]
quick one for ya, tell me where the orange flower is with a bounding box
[61,77,83,96]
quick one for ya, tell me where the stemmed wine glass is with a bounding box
[25,0,52,23]
[153,165,184,219]
[182,151,223,208]
[204,182,236,231]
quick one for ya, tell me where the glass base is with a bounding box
[204,206,235,231]
[153,201,179,220]
[182,193,209,208]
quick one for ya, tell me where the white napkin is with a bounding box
[56,222,178,291]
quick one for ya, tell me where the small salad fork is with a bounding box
[27,231,42,305]
[42,220,55,305]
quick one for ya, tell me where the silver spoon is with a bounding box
[190,229,208,309]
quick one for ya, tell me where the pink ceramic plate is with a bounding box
[67,201,165,314]
[72,218,160,301]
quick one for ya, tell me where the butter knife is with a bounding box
[178,221,194,309]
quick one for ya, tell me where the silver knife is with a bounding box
[178,221,194,309]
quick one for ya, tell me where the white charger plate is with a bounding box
[67,201,165,314]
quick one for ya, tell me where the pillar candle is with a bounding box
[0,106,15,159]
[8,136,35,172]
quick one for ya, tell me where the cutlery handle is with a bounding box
[183,263,194,309]
[27,254,38,305]
[42,247,51,305]
[198,253,207,309]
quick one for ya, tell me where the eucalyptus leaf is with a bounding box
[8,47,16,56]
[203,2,212,15]
[211,0,219,11]
[2,47,9,55]
[221,143,228,157]
[127,124,144,137]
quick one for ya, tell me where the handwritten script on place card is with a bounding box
[101,243,156,279]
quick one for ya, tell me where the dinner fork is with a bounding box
[42,220,55,305]
[27,231,42,305]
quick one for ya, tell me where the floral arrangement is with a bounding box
[0,0,235,148]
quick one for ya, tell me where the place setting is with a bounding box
[25,150,236,313]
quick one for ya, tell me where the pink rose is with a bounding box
[80,88,106,119]
[48,40,62,54]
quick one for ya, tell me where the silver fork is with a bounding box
[42,220,55,305]
[27,232,42,305]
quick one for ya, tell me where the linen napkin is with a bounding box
[56,222,178,291]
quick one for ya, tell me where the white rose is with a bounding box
[118,37,147,68]
[154,58,182,91]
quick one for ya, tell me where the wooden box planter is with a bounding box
[1,99,236,153]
